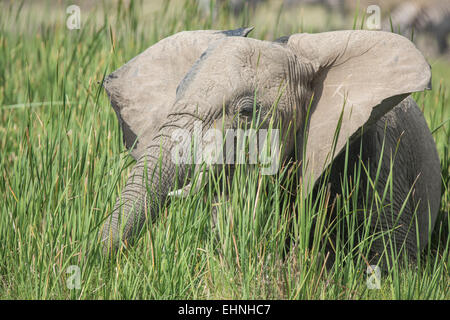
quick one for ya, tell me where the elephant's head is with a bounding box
[101,27,431,253]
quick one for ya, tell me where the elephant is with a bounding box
[100,27,441,267]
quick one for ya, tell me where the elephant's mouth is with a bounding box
[167,128,281,199]
[168,169,209,198]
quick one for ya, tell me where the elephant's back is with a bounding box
[372,96,441,250]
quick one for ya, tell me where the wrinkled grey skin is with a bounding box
[100,28,441,267]
[320,97,441,266]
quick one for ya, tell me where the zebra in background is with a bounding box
[384,0,450,55]
[283,0,347,17]
[197,0,264,17]
[198,0,347,17]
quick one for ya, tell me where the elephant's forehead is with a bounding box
[176,37,290,102]
[202,37,289,73]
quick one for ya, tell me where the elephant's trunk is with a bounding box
[100,135,182,254]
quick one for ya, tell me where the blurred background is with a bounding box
[197,0,450,57]
[3,0,449,57]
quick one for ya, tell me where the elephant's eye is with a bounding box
[239,103,259,117]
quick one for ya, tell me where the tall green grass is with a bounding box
[0,0,448,299]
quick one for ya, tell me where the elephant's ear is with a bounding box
[286,30,431,191]
[104,27,254,159]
